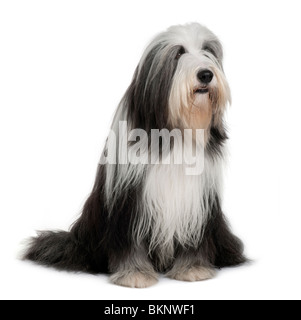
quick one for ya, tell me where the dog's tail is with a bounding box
[23,230,93,272]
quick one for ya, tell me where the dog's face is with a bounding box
[127,23,231,137]
[167,24,231,132]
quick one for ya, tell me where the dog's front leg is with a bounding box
[166,248,216,282]
[109,245,158,288]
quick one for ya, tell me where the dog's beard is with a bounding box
[168,65,231,142]
[181,93,213,142]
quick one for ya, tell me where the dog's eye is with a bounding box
[203,46,217,57]
[176,47,186,60]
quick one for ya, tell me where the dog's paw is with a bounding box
[110,271,158,288]
[168,266,216,282]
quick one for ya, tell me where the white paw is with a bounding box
[110,271,158,288]
[169,266,216,282]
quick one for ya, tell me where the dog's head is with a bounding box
[125,23,231,137]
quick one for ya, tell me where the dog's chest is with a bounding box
[141,154,223,257]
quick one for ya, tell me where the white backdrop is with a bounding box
[0,0,300,300]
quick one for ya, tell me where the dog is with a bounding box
[24,23,246,288]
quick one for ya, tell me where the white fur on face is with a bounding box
[166,26,231,130]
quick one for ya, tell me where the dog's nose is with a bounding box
[197,69,214,84]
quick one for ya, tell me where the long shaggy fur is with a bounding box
[23,23,246,287]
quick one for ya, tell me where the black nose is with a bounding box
[197,69,214,84]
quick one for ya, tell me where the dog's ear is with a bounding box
[123,44,182,132]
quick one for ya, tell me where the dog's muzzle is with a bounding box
[194,69,213,94]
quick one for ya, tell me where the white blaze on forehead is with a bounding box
[139,23,221,67]
[166,23,220,53]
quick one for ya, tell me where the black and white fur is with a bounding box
[24,23,246,288]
